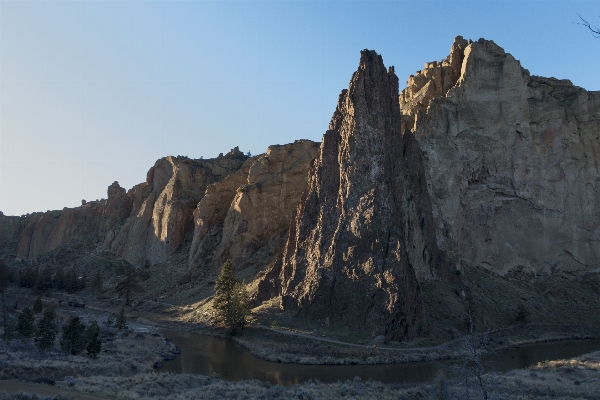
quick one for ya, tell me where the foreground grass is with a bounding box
[0,350,596,399]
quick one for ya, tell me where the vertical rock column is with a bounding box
[279,50,429,341]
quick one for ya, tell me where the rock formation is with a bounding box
[275,50,434,341]
[1,36,599,341]
[14,149,248,266]
[190,140,319,273]
[403,37,600,278]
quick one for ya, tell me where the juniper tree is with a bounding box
[35,266,53,294]
[60,316,87,354]
[116,306,127,330]
[35,307,57,350]
[85,320,102,358]
[53,267,66,291]
[16,307,35,339]
[115,263,143,305]
[0,260,9,328]
[91,271,103,294]
[515,303,530,324]
[33,297,43,314]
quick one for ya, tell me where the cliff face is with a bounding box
[14,149,248,266]
[189,140,319,274]
[404,37,600,278]
[2,36,599,340]
[275,51,433,341]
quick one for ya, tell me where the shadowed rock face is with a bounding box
[277,50,432,341]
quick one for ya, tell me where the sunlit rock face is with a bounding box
[14,149,248,266]
[274,50,435,341]
[404,37,600,278]
[189,140,319,274]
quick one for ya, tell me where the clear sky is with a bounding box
[1,0,598,216]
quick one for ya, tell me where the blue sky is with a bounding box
[1,0,599,216]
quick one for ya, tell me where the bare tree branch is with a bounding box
[577,14,600,38]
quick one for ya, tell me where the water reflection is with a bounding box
[160,330,600,386]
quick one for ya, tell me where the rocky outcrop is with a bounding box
[190,140,319,273]
[404,38,600,278]
[14,149,248,266]
[274,50,432,341]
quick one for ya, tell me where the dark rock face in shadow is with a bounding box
[276,50,448,341]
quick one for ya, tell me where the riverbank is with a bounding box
[2,350,599,399]
[4,286,600,367]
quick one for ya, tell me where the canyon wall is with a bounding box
[1,36,599,340]
[13,149,248,267]
[403,37,600,278]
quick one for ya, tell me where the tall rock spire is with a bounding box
[278,50,430,341]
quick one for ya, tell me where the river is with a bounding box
[159,330,600,386]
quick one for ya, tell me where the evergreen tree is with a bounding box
[2,321,16,341]
[515,303,530,324]
[0,260,9,328]
[91,271,103,294]
[213,260,250,334]
[116,306,127,330]
[35,266,53,294]
[232,281,250,331]
[115,263,142,305]
[105,314,114,328]
[16,307,35,339]
[78,271,87,291]
[19,266,38,288]
[60,316,87,354]
[35,307,57,350]
[53,267,66,291]
[85,320,102,358]
[33,297,43,314]
[65,268,79,293]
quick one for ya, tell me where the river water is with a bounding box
[159,330,600,386]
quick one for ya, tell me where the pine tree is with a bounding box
[33,297,43,314]
[16,307,35,339]
[232,281,250,331]
[105,314,114,328]
[53,267,66,291]
[515,303,530,324]
[60,316,87,354]
[78,271,87,291]
[115,263,143,305]
[65,268,78,293]
[35,307,57,350]
[116,306,127,330]
[213,260,250,334]
[91,271,103,294]
[85,320,102,358]
[35,266,53,294]
[0,260,9,329]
